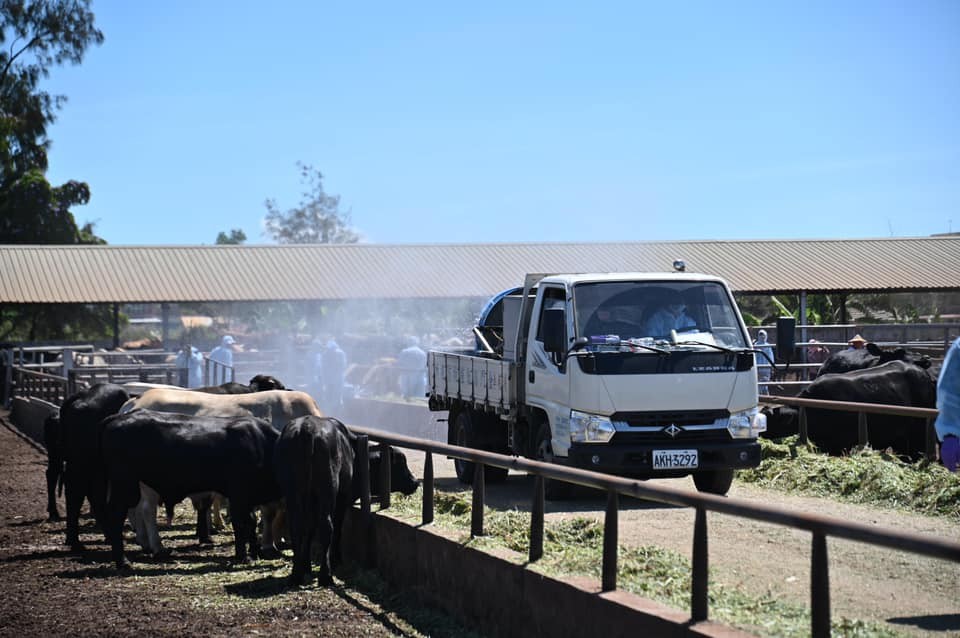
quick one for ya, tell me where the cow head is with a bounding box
[760,405,799,439]
[249,375,287,392]
[369,446,419,496]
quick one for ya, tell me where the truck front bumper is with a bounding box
[565,440,761,479]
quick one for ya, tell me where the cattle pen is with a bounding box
[4,345,959,637]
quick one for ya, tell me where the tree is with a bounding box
[0,0,104,245]
[0,1,109,343]
[263,162,359,244]
[215,228,246,245]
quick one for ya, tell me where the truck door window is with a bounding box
[536,288,567,365]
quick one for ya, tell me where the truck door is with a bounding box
[525,285,572,452]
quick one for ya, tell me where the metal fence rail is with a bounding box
[349,425,960,638]
[760,393,940,459]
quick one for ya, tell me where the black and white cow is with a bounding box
[274,416,418,586]
[764,360,937,458]
[100,409,282,570]
[57,383,130,551]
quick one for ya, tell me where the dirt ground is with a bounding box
[0,418,468,638]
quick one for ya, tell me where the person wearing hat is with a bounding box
[209,335,239,384]
[847,334,867,350]
[935,336,960,472]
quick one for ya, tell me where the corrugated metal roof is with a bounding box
[1,237,957,304]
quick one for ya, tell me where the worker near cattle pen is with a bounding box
[209,335,238,384]
[935,336,960,472]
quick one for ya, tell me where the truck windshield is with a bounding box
[573,281,749,349]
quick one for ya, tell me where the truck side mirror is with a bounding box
[541,307,566,355]
[775,316,796,363]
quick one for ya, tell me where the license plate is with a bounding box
[652,449,699,469]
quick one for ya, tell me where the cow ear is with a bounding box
[866,343,882,355]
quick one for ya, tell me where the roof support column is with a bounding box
[112,303,120,350]
[161,303,170,350]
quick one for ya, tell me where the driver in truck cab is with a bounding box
[643,290,697,337]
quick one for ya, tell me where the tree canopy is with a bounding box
[0,1,107,342]
[0,0,104,245]
[263,162,359,244]
[215,228,246,245]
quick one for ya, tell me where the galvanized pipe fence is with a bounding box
[348,425,960,638]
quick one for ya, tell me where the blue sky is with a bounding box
[43,1,959,246]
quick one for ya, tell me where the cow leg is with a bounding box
[106,479,141,571]
[315,512,334,586]
[136,484,166,557]
[285,499,312,586]
[63,466,86,551]
[258,503,281,558]
[330,490,350,571]
[227,502,254,563]
[46,463,62,521]
[189,493,213,545]
[210,494,226,530]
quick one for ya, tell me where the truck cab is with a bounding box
[428,271,767,496]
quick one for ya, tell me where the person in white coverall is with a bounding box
[935,336,960,472]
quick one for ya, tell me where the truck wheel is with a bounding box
[535,422,573,500]
[452,411,476,484]
[693,469,735,496]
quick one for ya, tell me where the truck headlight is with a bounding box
[727,407,766,439]
[570,410,616,443]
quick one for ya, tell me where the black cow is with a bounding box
[58,383,130,551]
[274,416,418,586]
[43,412,64,521]
[816,342,932,378]
[799,361,937,457]
[194,375,287,395]
[100,409,282,570]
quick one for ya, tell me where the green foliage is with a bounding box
[264,162,359,244]
[740,436,960,519]
[215,228,246,244]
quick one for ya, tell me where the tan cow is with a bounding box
[121,388,322,556]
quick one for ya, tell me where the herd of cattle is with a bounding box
[43,375,418,586]
[762,342,942,459]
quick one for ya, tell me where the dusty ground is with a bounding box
[0,418,471,638]
[401,451,960,637]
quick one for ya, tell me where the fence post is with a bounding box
[379,445,392,509]
[529,475,544,563]
[601,489,619,592]
[422,451,434,525]
[2,349,12,408]
[357,435,371,517]
[691,506,709,621]
[471,463,485,537]
[925,418,937,461]
[857,411,869,447]
[811,531,831,637]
